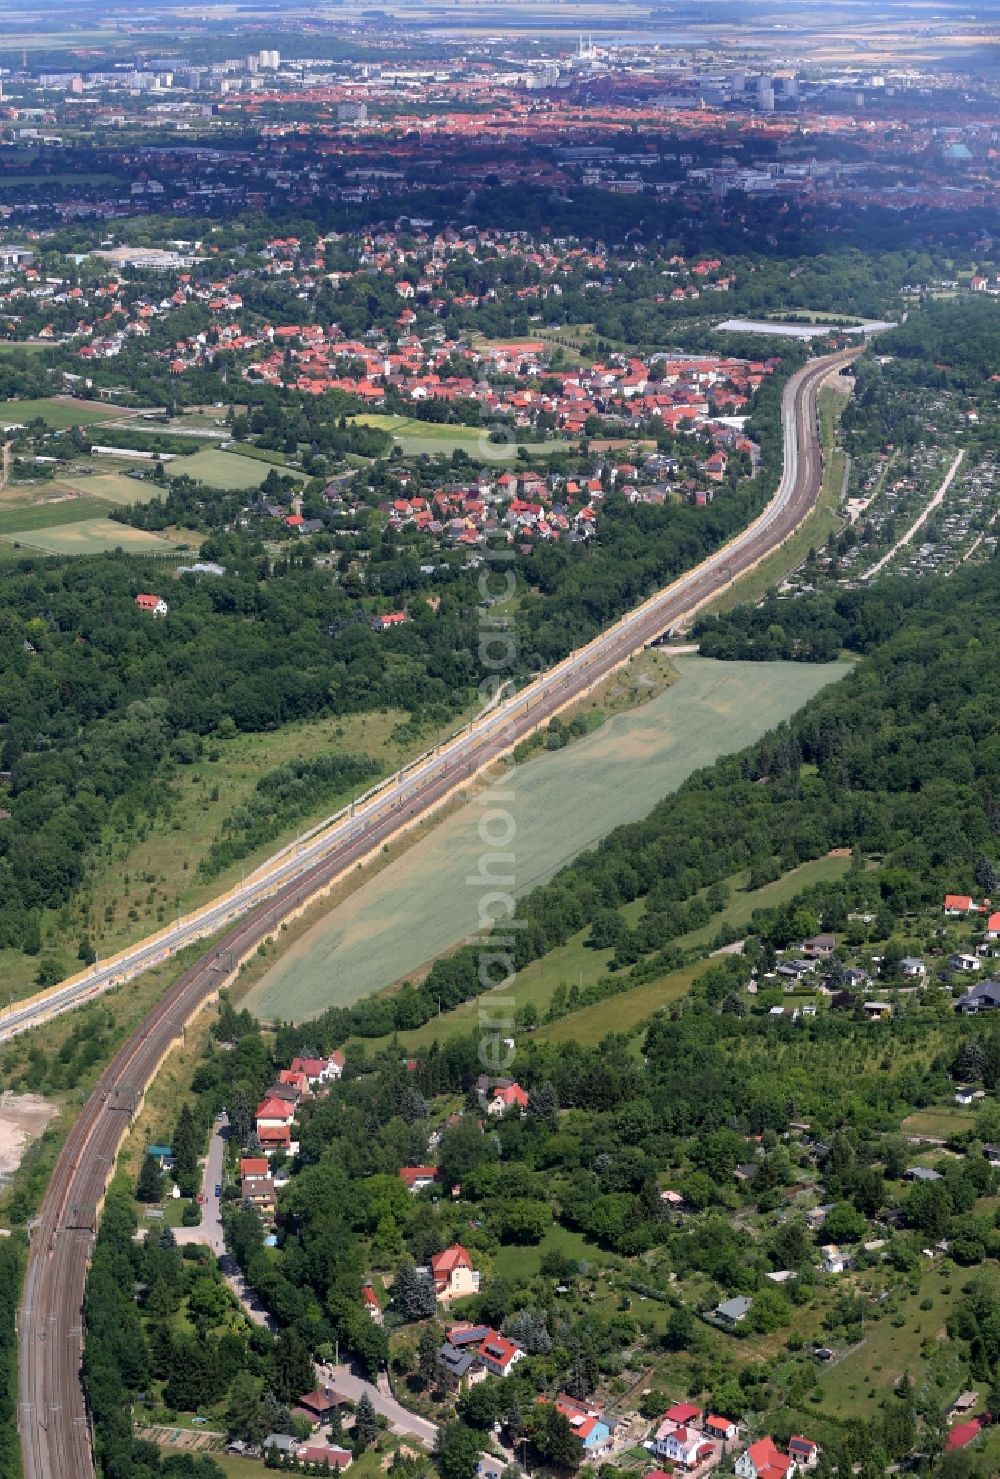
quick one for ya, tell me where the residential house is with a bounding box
[820,1245,851,1274]
[788,1437,819,1469]
[295,1388,348,1426]
[551,1395,612,1457]
[662,1403,702,1427]
[944,895,978,916]
[430,1244,480,1302]
[654,1424,705,1468]
[984,912,1000,941]
[802,933,836,958]
[437,1342,485,1393]
[241,1177,276,1217]
[705,1415,739,1442]
[736,1435,795,1479]
[399,1165,439,1193]
[950,952,982,973]
[296,1444,352,1470]
[135,592,168,617]
[477,1332,524,1378]
[715,1295,751,1327]
[371,611,408,632]
[862,1001,892,1021]
[905,1166,942,1182]
[255,1094,295,1135]
[900,957,927,978]
[956,980,1000,1014]
[289,1052,344,1084]
[486,1082,529,1117]
[361,1284,384,1326]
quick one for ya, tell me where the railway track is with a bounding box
[18,346,856,1479]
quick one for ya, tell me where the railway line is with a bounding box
[18,345,856,1479]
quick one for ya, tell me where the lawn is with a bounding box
[245,656,850,1024]
[491,1225,607,1282]
[0,397,122,429]
[817,1265,962,1420]
[537,959,713,1045]
[167,447,303,491]
[347,412,567,462]
[53,470,165,505]
[0,516,183,555]
[900,1105,978,1140]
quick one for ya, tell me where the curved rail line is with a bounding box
[18,347,856,1479]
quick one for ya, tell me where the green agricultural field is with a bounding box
[0,517,182,555]
[167,447,304,490]
[245,655,850,1024]
[347,411,566,461]
[0,397,122,429]
[0,495,113,534]
[0,341,48,355]
[53,470,165,505]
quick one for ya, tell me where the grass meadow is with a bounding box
[347,411,565,461]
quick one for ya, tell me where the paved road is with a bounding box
[17,346,855,1479]
[318,1364,438,1449]
[172,1116,227,1257]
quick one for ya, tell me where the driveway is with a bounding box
[318,1363,438,1449]
[172,1114,227,1256]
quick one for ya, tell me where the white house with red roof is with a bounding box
[429,1244,480,1301]
[361,1283,384,1326]
[736,1436,795,1479]
[399,1165,438,1193]
[476,1331,524,1378]
[135,592,168,617]
[945,894,978,915]
[984,912,1000,941]
[486,1082,529,1118]
[255,1093,295,1131]
[289,1052,344,1084]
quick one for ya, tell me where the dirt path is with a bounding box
[862,448,964,580]
[0,441,11,492]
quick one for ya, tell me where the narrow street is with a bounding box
[317,1363,438,1450]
